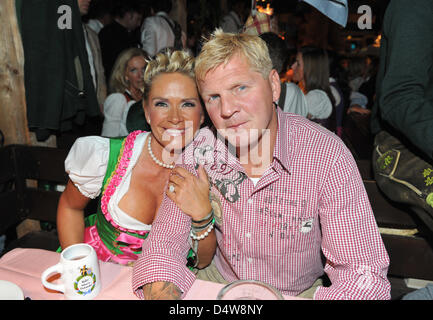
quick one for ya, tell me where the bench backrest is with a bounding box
[0,145,69,234]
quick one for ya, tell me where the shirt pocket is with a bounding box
[254,204,319,256]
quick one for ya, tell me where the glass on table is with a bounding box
[217,280,284,300]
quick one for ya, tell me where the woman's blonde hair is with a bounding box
[195,28,273,81]
[109,48,147,93]
[143,50,195,101]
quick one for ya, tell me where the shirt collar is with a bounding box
[175,127,219,169]
[156,11,171,19]
[178,110,293,176]
[176,127,245,175]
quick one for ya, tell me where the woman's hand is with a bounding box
[166,165,212,221]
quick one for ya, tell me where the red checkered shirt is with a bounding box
[132,109,391,300]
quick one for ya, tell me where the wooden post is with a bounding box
[0,1,44,237]
[0,0,30,146]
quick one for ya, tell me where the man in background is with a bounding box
[371,0,433,240]
[140,0,184,57]
[99,0,142,81]
[79,0,107,111]
[86,0,114,34]
[219,0,249,33]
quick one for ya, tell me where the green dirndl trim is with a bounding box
[58,133,196,269]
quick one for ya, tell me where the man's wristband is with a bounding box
[191,208,214,224]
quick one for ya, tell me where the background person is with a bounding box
[371,0,433,237]
[101,48,147,137]
[219,0,249,34]
[140,0,184,58]
[291,46,335,131]
[79,0,108,112]
[259,32,307,117]
[86,0,114,34]
[98,0,143,82]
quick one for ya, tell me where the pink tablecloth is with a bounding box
[0,248,301,300]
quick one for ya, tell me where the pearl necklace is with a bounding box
[147,136,175,169]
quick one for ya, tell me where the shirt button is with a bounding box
[245,233,251,238]
[247,198,253,204]
[247,258,253,263]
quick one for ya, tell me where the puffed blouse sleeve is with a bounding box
[64,136,110,199]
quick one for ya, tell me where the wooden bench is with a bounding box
[357,159,433,281]
[0,144,96,255]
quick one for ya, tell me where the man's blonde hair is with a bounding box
[143,50,195,101]
[195,28,273,81]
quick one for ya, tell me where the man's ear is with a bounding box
[269,69,281,103]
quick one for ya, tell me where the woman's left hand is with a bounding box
[166,165,212,221]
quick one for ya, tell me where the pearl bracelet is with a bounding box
[190,218,215,240]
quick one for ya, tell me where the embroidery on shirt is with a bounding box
[193,143,247,203]
[214,171,247,203]
[193,145,215,167]
[300,218,314,233]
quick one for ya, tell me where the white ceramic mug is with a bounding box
[41,243,101,300]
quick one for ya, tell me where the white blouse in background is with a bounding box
[305,89,333,119]
[64,132,151,231]
[101,92,136,138]
[281,82,308,117]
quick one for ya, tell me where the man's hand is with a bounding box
[142,281,182,300]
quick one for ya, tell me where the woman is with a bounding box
[291,47,336,131]
[57,50,215,267]
[101,48,147,137]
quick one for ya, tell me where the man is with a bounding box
[140,0,183,57]
[86,0,113,34]
[78,0,107,110]
[219,0,249,33]
[132,30,390,300]
[98,0,142,80]
[259,32,307,117]
[371,1,433,233]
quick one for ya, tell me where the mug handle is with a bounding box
[41,263,65,293]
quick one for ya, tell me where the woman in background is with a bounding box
[291,47,336,131]
[102,48,147,137]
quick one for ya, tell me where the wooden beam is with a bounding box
[0,0,30,146]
